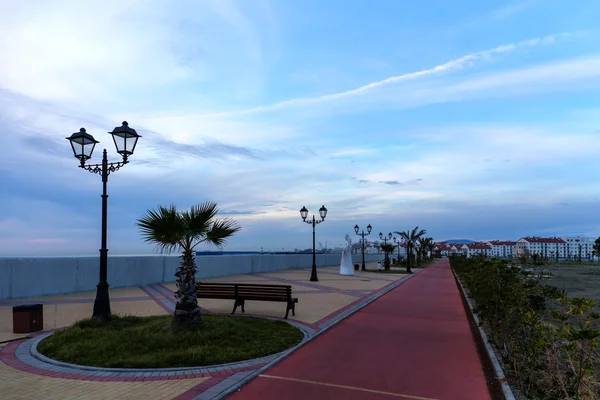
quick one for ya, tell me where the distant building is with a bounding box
[462,242,493,258]
[486,240,517,258]
[434,242,453,257]
[449,244,463,256]
[562,236,595,260]
[515,237,566,259]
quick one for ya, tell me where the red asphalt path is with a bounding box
[228,259,490,400]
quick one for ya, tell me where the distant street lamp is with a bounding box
[300,205,327,282]
[393,236,404,262]
[66,121,141,320]
[379,232,392,265]
[354,224,372,271]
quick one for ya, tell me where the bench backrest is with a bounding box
[197,282,292,300]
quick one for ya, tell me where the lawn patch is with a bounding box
[37,314,304,368]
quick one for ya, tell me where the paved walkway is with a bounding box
[228,259,490,400]
[0,262,414,399]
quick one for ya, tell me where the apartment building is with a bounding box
[433,242,453,256]
[563,236,595,260]
[486,240,517,258]
[461,242,493,258]
[515,237,566,259]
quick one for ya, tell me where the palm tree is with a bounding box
[395,226,426,274]
[379,243,396,271]
[137,202,241,324]
[418,237,434,262]
[426,238,436,259]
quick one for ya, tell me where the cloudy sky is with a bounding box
[1,0,600,256]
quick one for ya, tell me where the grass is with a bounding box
[365,268,408,274]
[37,314,304,368]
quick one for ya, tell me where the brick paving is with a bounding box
[0,262,419,399]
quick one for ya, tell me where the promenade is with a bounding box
[0,262,413,399]
[229,259,491,400]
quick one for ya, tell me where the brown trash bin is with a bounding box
[13,304,43,334]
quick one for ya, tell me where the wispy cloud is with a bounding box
[490,0,539,19]
[198,32,570,118]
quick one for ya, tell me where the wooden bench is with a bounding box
[196,282,298,319]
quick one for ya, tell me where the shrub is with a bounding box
[450,255,600,399]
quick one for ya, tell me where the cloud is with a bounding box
[2,2,600,256]
[0,0,275,106]
[490,0,539,19]
[220,210,266,215]
[195,32,570,118]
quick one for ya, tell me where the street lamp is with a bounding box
[354,224,372,271]
[66,121,141,320]
[393,236,404,263]
[300,205,327,281]
[379,232,392,265]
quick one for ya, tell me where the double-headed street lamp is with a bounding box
[66,121,141,320]
[354,224,372,271]
[300,205,328,282]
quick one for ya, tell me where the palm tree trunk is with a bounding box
[406,244,412,274]
[174,249,202,324]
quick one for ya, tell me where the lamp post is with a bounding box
[379,232,392,266]
[354,224,372,271]
[66,121,141,320]
[300,205,327,282]
[393,236,404,263]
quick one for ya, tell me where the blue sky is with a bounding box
[1,0,600,256]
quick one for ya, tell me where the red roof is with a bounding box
[465,242,492,250]
[520,237,566,244]
[488,240,517,246]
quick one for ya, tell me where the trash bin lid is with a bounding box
[13,304,43,312]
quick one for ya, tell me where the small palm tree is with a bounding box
[137,202,241,324]
[418,237,434,262]
[379,243,396,271]
[426,238,436,259]
[395,226,426,273]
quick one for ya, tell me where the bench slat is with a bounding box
[196,282,297,319]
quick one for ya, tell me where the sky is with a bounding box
[1,0,600,256]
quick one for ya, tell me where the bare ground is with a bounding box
[532,264,600,299]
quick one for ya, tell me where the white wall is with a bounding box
[0,253,384,300]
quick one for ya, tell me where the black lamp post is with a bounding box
[66,121,141,320]
[300,205,327,282]
[393,236,404,262]
[354,224,372,271]
[379,232,392,265]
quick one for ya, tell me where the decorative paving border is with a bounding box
[5,317,313,380]
[0,270,418,400]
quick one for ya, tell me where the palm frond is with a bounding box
[183,202,219,237]
[395,231,410,241]
[204,217,242,248]
[411,226,426,239]
[137,204,186,253]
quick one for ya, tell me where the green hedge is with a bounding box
[450,255,600,399]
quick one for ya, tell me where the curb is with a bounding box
[452,269,516,400]
[4,269,413,399]
[210,270,421,400]
[24,318,313,377]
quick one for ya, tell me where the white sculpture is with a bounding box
[340,234,355,276]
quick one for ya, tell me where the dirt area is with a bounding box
[532,264,600,299]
